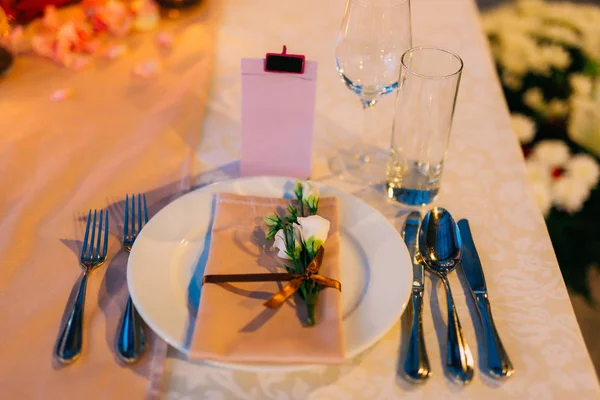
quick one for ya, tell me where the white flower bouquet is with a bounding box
[484,0,600,298]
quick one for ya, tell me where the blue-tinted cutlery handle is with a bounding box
[404,288,431,382]
[474,292,514,378]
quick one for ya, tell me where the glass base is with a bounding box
[386,183,439,206]
[329,146,388,184]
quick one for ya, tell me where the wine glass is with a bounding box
[333,0,412,183]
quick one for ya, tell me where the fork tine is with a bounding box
[88,210,97,260]
[143,194,148,224]
[102,210,109,259]
[130,193,136,238]
[137,194,142,236]
[81,210,92,260]
[124,194,129,240]
[96,210,103,260]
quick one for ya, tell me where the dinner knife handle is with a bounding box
[55,271,88,364]
[403,289,431,382]
[474,292,514,378]
[116,296,146,363]
[442,276,474,384]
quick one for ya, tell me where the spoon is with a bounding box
[418,207,474,384]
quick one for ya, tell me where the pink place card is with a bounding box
[241,57,318,178]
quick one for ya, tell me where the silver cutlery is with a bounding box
[116,194,148,363]
[402,211,431,382]
[418,208,474,384]
[458,219,514,379]
[56,209,109,364]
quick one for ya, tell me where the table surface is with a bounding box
[161,0,600,398]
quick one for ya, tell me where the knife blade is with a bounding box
[401,211,430,382]
[458,219,514,379]
[458,219,487,293]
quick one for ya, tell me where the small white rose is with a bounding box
[510,113,536,144]
[272,225,302,260]
[564,154,600,189]
[297,215,330,256]
[567,97,600,158]
[531,139,570,167]
[547,99,569,118]
[502,71,523,91]
[301,181,320,211]
[525,159,552,186]
[570,74,593,97]
[551,175,591,214]
[523,87,546,112]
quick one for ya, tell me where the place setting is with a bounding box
[124,0,512,383]
[2,0,599,398]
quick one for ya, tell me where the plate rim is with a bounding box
[128,176,412,370]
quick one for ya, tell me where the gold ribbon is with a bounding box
[202,247,341,309]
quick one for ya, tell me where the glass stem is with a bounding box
[357,98,377,163]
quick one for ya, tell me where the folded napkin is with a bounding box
[190,193,345,364]
[0,3,217,398]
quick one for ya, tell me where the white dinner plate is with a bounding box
[128,176,412,372]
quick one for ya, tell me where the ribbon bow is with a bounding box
[202,247,341,309]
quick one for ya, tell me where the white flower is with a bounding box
[523,87,546,112]
[535,25,579,47]
[516,0,547,17]
[531,140,570,167]
[529,44,571,76]
[300,181,320,211]
[272,225,302,260]
[525,159,552,186]
[581,23,600,60]
[530,181,552,217]
[568,96,600,158]
[511,114,536,144]
[297,215,330,256]
[564,154,600,189]
[547,99,569,118]
[570,74,593,97]
[502,71,523,91]
[552,175,591,214]
[497,32,538,76]
[568,97,600,158]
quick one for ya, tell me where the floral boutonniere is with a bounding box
[264,180,330,326]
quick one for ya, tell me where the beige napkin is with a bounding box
[0,3,218,398]
[190,193,345,364]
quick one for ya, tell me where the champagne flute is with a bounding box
[334,0,412,183]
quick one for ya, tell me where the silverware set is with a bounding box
[401,207,514,384]
[55,194,148,365]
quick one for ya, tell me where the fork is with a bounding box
[55,209,109,364]
[116,194,148,363]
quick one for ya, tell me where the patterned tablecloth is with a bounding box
[161,0,600,398]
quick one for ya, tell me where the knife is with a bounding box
[458,219,514,379]
[401,211,431,382]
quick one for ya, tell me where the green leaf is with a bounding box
[583,60,600,77]
[264,215,280,227]
[287,204,298,216]
[264,228,278,240]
